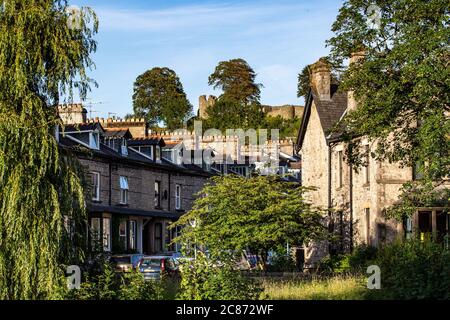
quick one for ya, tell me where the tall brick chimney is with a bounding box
[347,51,365,111]
[310,58,331,101]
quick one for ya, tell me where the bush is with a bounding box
[371,239,450,300]
[318,245,378,274]
[177,252,264,300]
[67,262,168,300]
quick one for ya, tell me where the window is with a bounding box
[155,223,163,252]
[121,139,128,156]
[154,181,161,208]
[377,223,387,244]
[119,176,129,204]
[155,146,161,162]
[338,151,343,188]
[92,172,100,201]
[89,132,100,150]
[90,218,101,251]
[365,208,371,245]
[364,145,370,184]
[128,220,137,251]
[119,220,127,250]
[175,184,181,210]
[103,217,111,251]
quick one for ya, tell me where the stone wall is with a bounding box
[300,101,330,267]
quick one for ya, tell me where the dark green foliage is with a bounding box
[177,252,264,300]
[371,239,450,300]
[263,115,301,139]
[204,99,265,131]
[0,0,97,299]
[327,0,450,221]
[67,262,168,300]
[208,58,262,105]
[318,245,378,274]
[172,175,327,268]
[132,67,193,130]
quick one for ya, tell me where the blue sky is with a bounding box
[71,0,344,118]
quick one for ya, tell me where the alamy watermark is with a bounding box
[367,265,381,289]
[66,265,81,290]
[366,4,382,30]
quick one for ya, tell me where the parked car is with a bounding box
[110,254,144,272]
[136,256,178,280]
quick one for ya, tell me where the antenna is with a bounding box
[84,99,109,119]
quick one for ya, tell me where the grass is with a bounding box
[262,275,368,300]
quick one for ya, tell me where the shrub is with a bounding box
[67,262,168,300]
[318,245,378,274]
[177,252,264,300]
[371,239,450,300]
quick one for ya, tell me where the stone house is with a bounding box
[296,57,450,267]
[57,112,212,255]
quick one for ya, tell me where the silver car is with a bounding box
[136,256,178,280]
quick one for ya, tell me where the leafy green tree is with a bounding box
[0,0,98,299]
[327,0,450,219]
[204,59,266,130]
[132,67,193,130]
[204,99,265,131]
[297,65,311,101]
[208,58,262,105]
[172,175,327,268]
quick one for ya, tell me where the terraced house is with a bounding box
[296,56,450,267]
[58,104,212,255]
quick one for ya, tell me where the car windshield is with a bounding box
[140,259,161,269]
[111,257,131,264]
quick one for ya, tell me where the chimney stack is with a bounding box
[310,58,331,100]
[57,103,87,124]
[348,51,366,111]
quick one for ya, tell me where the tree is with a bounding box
[297,57,340,101]
[208,58,262,105]
[0,0,97,299]
[132,67,193,130]
[171,175,327,268]
[204,99,265,131]
[327,0,449,219]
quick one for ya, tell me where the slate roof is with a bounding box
[103,128,132,139]
[63,122,104,132]
[128,136,165,147]
[296,84,348,151]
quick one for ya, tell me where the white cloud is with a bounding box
[96,2,319,32]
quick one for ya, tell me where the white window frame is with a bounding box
[175,184,181,210]
[154,181,161,208]
[103,217,111,252]
[92,172,100,201]
[89,131,100,150]
[119,176,129,204]
[128,220,137,251]
[121,139,128,156]
[155,146,161,162]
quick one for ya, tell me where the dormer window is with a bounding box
[121,139,128,156]
[89,132,100,150]
[155,146,161,162]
